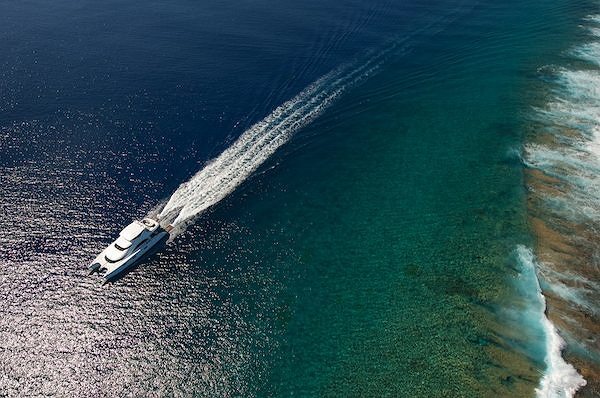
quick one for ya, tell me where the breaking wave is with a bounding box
[515,246,587,398]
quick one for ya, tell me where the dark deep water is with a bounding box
[0,0,596,396]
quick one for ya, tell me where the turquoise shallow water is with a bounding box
[176,0,586,395]
[0,0,596,396]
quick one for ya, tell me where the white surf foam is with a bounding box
[574,42,600,66]
[520,13,600,397]
[588,26,600,38]
[515,246,587,398]
[525,31,600,222]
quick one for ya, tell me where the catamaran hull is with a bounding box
[88,218,173,284]
[88,232,169,284]
[102,232,168,283]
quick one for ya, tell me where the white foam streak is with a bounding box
[516,246,587,398]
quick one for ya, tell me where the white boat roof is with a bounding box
[115,236,132,249]
[119,221,147,241]
[105,244,126,262]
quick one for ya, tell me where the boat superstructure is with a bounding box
[88,218,172,284]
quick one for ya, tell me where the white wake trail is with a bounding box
[156,53,383,232]
[153,9,464,235]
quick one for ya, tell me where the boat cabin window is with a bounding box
[105,255,119,263]
[115,243,128,251]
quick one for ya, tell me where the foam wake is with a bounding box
[156,57,381,232]
[152,29,429,232]
[515,246,587,398]
[149,5,470,235]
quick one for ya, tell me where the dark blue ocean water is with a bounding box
[0,0,594,396]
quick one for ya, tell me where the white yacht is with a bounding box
[88,218,172,284]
